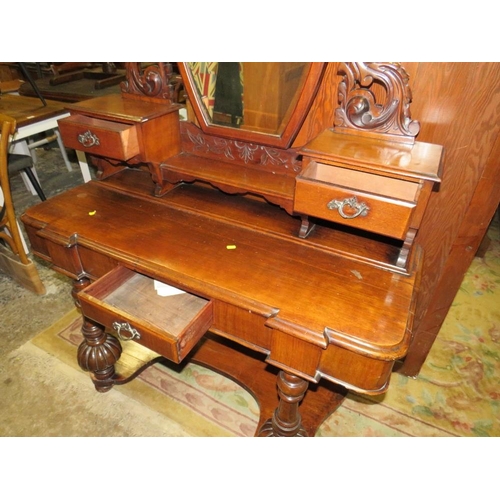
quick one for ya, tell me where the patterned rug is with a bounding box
[30,216,500,437]
[31,308,260,437]
[319,215,500,437]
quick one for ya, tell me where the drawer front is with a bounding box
[58,114,140,161]
[294,178,415,239]
[78,267,212,363]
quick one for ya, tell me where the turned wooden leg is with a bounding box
[72,277,122,393]
[77,319,122,392]
[258,370,309,437]
[71,277,89,309]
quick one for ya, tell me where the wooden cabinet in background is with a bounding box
[396,62,500,375]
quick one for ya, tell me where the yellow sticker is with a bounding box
[88,210,96,216]
[226,244,236,250]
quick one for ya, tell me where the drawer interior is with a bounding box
[300,162,420,202]
[60,113,132,132]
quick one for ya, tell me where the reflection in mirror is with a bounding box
[187,62,310,135]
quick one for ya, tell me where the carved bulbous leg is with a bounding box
[258,370,309,437]
[72,277,122,393]
[77,319,122,393]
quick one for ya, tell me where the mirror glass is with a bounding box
[186,62,310,136]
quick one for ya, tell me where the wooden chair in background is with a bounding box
[0,113,45,294]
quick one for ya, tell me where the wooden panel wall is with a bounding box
[400,62,500,375]
[300,62,500,376]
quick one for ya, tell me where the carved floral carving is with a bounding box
[181,122,301,173]
[121,63,175,102]
[335,62,420,143]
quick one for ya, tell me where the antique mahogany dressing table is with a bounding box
[22,63,443,436]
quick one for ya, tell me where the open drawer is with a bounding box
[78,266,213,363]
[58,114,140,161]
[294,161,419,240]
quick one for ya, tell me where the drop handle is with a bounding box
[112,321,141,341]
[78,130,100,148]
[327,196,370,219]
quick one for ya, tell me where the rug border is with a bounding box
[30,308,244,437]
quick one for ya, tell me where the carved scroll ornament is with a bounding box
[335,62,420,144]
[121,63,175,102]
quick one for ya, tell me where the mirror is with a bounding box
[179,62,326,148]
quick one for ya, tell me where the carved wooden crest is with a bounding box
[121,63,176,103]
[334,62,420,144]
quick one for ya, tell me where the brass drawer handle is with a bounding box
[112,321,141,341]
[78,130,100,148]
[327,196,370,219]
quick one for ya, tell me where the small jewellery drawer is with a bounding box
[58,114,140,161]
[78,266,213,363]
[294,162,419,240]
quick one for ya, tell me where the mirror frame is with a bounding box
[178,62,327,149]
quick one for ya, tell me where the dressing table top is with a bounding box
[23,168,420,390]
